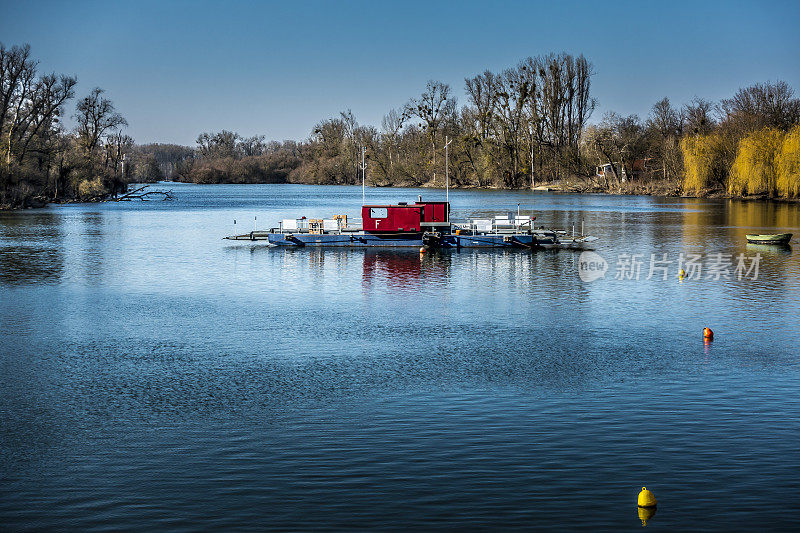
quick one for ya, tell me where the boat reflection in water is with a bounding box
[362,250,451,290]
[745,242,792,254]
[268,246,589,305]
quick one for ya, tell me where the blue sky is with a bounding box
[2,0,799,145]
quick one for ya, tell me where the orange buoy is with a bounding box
[419,247,426,254]
[703,327,714,340]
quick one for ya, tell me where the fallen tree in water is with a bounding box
[114,185,174,201]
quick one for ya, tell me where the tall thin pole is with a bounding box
[530,125,535,190]
[361,146,366,204]
[120,154,126,199]
[444,135,452,202]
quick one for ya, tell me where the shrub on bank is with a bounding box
[728,128,784,196]
[78,178,106,199]
[680,133,727,192]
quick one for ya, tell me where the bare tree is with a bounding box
[408,80,455,182]
[104,130,134,196]
[0,44,35,142]
[1,43,36,172]
[381,108,404,180]
[592,113,647,183]
[465,71,497,141]
[683,97,715,135]
[719,80,800,132]
[1,43,78,203]
[492,67,531,186]
[74,87,127,156]
[196,130,240,158]
[239,135,266,156]
[14,73,77,164]
[647,97,682,179]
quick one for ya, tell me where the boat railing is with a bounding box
[278,217,363,234]
[455,216,535,235]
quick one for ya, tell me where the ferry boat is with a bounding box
[225,197,596,249]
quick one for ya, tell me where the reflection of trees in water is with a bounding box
[0,246,64,284]
[680,199,800,290]
[682,199,800,242]
[727,200,800,230]
[0,213,64,284]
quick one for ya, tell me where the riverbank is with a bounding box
[365,176,800,202]
[5,178,800,210]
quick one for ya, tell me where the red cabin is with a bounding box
[361,201,450,233]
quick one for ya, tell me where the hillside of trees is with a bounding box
[3,42,800,208]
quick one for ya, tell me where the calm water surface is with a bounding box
[2,184,799,531]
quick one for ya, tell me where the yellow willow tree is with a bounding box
[728,128,784,196]
[777,126,800,197]
[680,133,726,192]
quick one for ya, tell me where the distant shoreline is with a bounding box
[6,181,798,211]
[155,179,800,203]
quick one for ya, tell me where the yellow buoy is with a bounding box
[419,247,426,254]
[678,268,686,279]
[637,487,657,508]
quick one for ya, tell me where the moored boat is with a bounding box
[225,198,596,249]
[745,233,792,245]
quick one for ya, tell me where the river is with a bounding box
[1,183,799,530]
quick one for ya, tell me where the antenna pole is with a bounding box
[444,135,452,202]
[361,146,366,204]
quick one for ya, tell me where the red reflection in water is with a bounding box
[361,251,448,289]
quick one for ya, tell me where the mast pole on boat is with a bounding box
[361,146,366,204]
[444,135,452,202]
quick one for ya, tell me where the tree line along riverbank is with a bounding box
[2,42,799,209]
